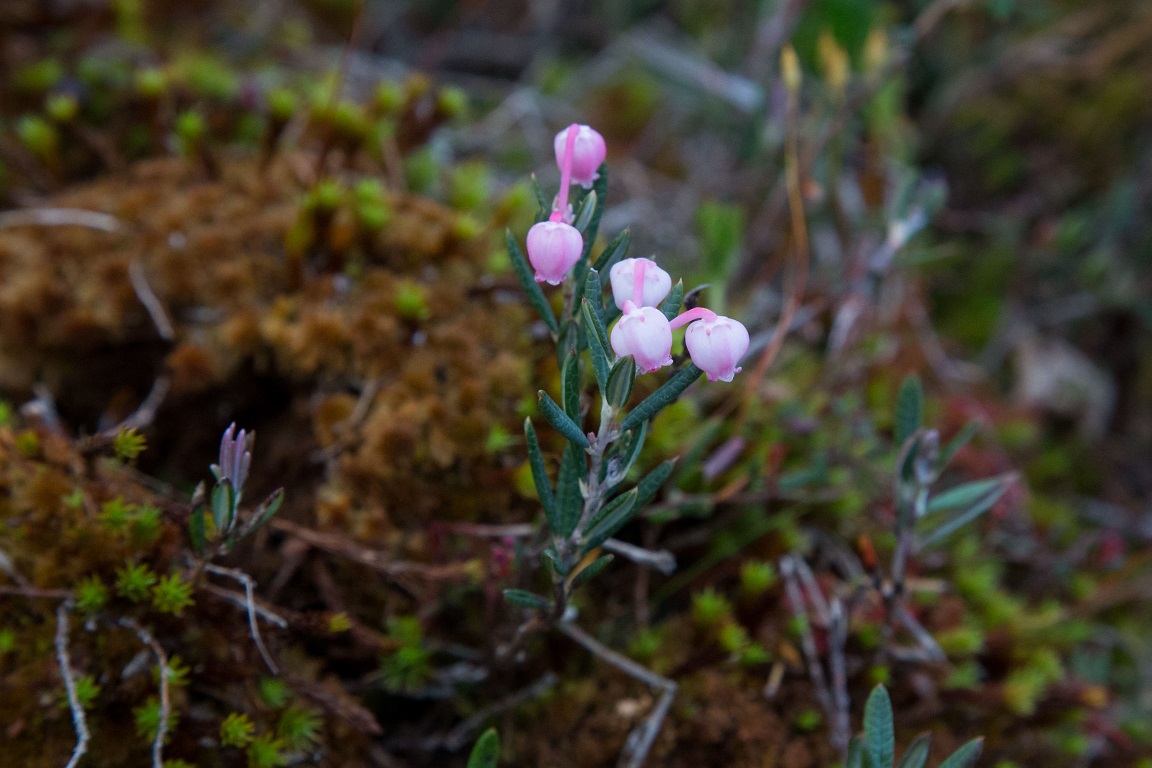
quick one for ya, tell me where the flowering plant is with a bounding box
[501,123,751,767]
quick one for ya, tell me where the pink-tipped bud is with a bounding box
[554,125,606,189]
[526,220,583,285]
[611,303,673,374]
[609,258,672,310]
[685,315,749,382]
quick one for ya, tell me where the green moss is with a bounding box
[221,712,256,748]
[691,588,732,627]
[276,707,323,750]
[115,562,158,602]
[151,573,195,616]
[75,576,109,614]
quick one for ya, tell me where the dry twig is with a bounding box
[56,602,90,768]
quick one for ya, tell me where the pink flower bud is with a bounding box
[685,315,749,382]
[610,303,673,374]
[609,258,672,310]
[554,125,606,189]
[526,220,583,285]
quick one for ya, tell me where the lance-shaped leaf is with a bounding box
[524,418,558,533]
[555,443,584,537]
[919,479,1011,548]
[569,553,614,589]
[580,298,611,391]
[619,364,703,432]
[188,506,207,554]
[864,685,895,768]
[573,190,598,233]
[529,175,550,222]
[593,228,631,273]
[846,736,865,768]
[895,374,923,447]
[538,390,589,449]
[582,488,638,552]
[541,548,569,577]
[634,459,676,509]
[659,279,685,321]
[583,268,605,324]
[210,480,235,534]
[580,164,608,262]
[502,589,551,611]
[925,475,1011,515]
[505,229,559,335]
[561,354,581,420]
[466,728,500,768]
[238,487,285,541]
[937,739,983,768]
[896,733,931,768]
[605,355,636,409]
[937,421,980,470]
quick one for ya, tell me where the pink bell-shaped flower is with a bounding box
[684,314,750,382]
[611,301,673,374]
[526,220,583,285]
[554,125,606,189]
[609,258,672,310]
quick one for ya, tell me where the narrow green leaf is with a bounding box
[580,299,611,391]
[897,733,931,768]
[466,728,501,768]
[936,738,983,768]
[605,356,636,409]
[864,685,895,768]
[555,443,584,537]
[561,354,581,420]
[619,364,703,432]
[593,228,631,273]
[188,507,207,553]
[529,175,549,220]
[210,480,235,533]
[583,269,605,321]
[502,589,550,611]
[573,190,598,233]
[583,489,639,552]
[926,475,1010,515]
[634,459,677,509]
[937,421,980,469]
[505,230,559,335]
[240,487,285,540]
[846,736,865,768]
[541,548,569,577]
[920,482,1010,548]
[895,374,923,447]
[538,390,589,449]
[580,163,608,262]
[524,419,558,533]
[616,422,647,480]
[570,554,614,589]
[659,279,684,321]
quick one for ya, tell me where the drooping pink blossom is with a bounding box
[526,220,583,285]
[553,124,606,189]
[682,313,749,382]
[609,258,672,310]
[611,300,673,374]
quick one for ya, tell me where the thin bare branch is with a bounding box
[116,617,170,768]
[204,564,281,672]
[602,538,676,575]
[0,207,122,232]
[128,261,176,342]
[56,602,90,768]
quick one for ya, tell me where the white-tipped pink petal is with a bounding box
[610,305,673,374]
[526,221,583,285]
[684,315,749,382]
[608,258,672,310]
[553,125,606,189]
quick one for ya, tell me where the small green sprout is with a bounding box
[794,708,822,732]
[327,612,351,634]
[380,646,433,693]
[739,560,777,597]
[115,562,157,602]
[452,213,481,241]
[0,400,11,426]
[220,712,256,748]
[259,677,291,709]
[133,67,166,98]
[131,504,163,547]
[133,696,178,743]
[16,116,59,162]
[437,86,468,119]
[113,427,147,460]
[151,573,194,616]
[393,281,430,321]
[691,588,732,627]
[162,655,191,687]
[277,707,323,750]
[0,629,15,655]
[718,623,750,654]
[99,498,135,533]
[15,430,40,457]
[46,94,79,123]
[61,675,101,711]
[75,576,109,614]
[267,88,297,123]
[246,735,289,768]
[374,81,405,114]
